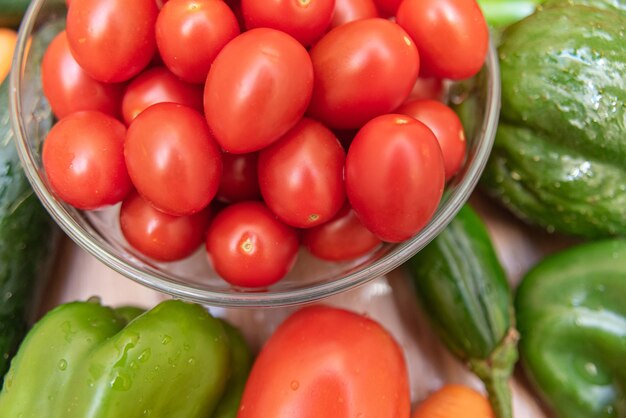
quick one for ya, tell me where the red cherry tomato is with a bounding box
[204,28,314,153]
[330,0,379,30]
[41,31,124,119]
[302,204,381,261]
[156,0,240,84]
[397,99,466,180]
[216,152,261,204]
[396,0,489,80]
[241,0,334,46]
[406,77,445,102]
[124,103,222,216]
[372,0,401,16]
[345,114,445,242]
[66,0,158,82]
[239,305,411,418]
[307,18,419,130]
[120,191,212,262]
[42,111,132,210]
[205,201,299,287]
[121,66,204,125]
[258,118,346,229]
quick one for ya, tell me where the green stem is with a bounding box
[469,328,519,418]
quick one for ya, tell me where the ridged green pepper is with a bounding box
[481,3,626,238]
[0,298,251,418]
[516,239,626,418]
[405,205,518,418]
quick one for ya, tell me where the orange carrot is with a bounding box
[0,28,18,85]
[413,384,495,418]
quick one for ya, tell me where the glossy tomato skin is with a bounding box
[308,18,419,130]
[66,0,158,82]
[346,114,445,242]
[120,191,212,262]
[241,0,334,46]
[124,103,222,216]
[42,31,124,119]
[397,99,466,181]
[238,305,411,418]
[258,118,346,229]
[330,0,379,30]
[302,204,381,261]
[204,28,314,154]
[156,0,240,83]
[205,201,299,287]
[42,111,132,210]
[216,152,261,203]
[396,0,489,80]
[121,66,204,125]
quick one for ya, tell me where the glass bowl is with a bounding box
[10,0,500,308]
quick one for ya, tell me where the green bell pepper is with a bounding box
[0,298,252,418]
[477,0,545,27]
[516,239,626,418]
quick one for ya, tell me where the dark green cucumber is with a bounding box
[0,78,58,380]
[481,5,626,238]
[0,0,31,28]
[405,204,517,418]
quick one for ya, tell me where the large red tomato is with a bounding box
[124,103,222,216]
[42,111,132,210]
[396,0,489,80]
[307,18,419,130]
[329,0,379,30]
[258,118,346,229]
[204,28,314,153]
[241,0,334,46]
[238,305,411,418]
[66,0,158,82]
[121,66,204,125]
[156,0,240,83]
[205,201,299,287]
[41,31,124,119]
[345,114,445,242]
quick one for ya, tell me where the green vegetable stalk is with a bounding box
[516,239,626,418]
[405,205,518,418]
[0,298,252,418]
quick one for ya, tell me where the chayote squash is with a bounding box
[481,3,626,237]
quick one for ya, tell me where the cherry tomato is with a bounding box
[66,0,158,82]
[121,66,204,125]
[205,201,299,287]
[372,0,401,16]
[42,111,132,210]
[396,0,489,80]
[125,103,222,216]
[120,191,212,262]
[307,18,419,130]
[239,305,411,418]
[41,31,124,119]
[345,114,445,242]
[0,28,17,85]
[397,99,466,180]
[216,152,261,203]
[241,0,334,46]
[406,77,445,102]
[329,0,379,30]
[204,28,314,153]
[156,0,240,83]
[302,204,381,261]
[258,118,346,229]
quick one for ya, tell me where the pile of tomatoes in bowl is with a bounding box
[38,0,489,289]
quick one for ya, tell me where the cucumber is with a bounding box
[0,0,32,28]
[405,205,518,418]
[481,5,626,237]
[0,77,59,381]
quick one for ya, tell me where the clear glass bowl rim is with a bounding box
[10,0,501,308]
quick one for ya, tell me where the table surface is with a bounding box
[42,191,573,417]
